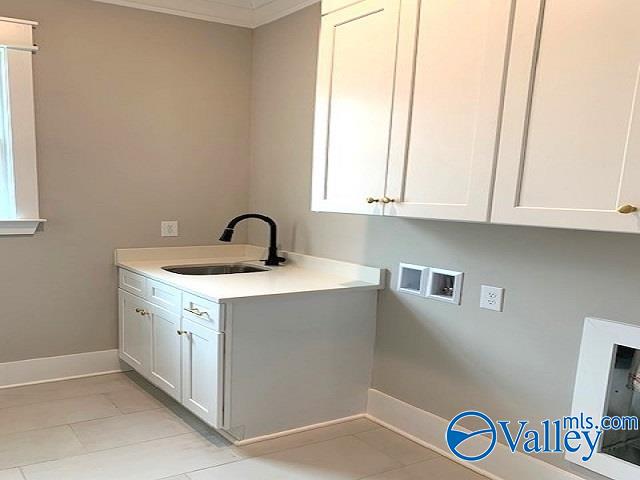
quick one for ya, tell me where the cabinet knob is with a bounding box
[135,308,149,316]
[366,197,380,204]
[381,196,395,204]
[617,204,638,214]
[177,330,184,336]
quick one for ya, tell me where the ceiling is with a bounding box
[92,0,318,28]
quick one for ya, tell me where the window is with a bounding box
[0,17,43,235]
[0,47,15,219]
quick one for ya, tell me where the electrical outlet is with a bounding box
[480,285,504,312]
[161,221,178,237]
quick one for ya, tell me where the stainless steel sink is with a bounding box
[162,263,269,275]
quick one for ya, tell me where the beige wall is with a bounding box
[0,2,634,477]
[250,5,634,479]
[0,0,252,362]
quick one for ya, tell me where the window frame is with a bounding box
[0,16,44,235]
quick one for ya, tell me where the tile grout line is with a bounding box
[102,390,126,415]
[0,383,174,441]
[173,426,387,480]
[65,422,90,457]
[0,373,137,409]
[0,402,168,460]
[0,385,139,417]
[354,427,443,467]
[15,431,209,473]
[176,431,423,480]
[0,400,124,439]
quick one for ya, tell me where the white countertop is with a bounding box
[115,244,385,303]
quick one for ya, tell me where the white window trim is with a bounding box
[0,17,44,236]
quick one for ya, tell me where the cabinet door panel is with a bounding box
[492,0,640,232]
[386,0,512,221]
[312,0,401,215]
[181,319,223,427]
[118,289,150,375]
[149,305,181,401]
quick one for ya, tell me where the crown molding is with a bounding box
[252,0,319,27]
[92,0,319,28]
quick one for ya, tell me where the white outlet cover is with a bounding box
[480,285,504,312]
[161,221,178,237]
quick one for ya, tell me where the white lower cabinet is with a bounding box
[119,289,151,376]
[149,304,182,401]
[118,268,376,441]
[118,283,223,424]
[181,318,224,427]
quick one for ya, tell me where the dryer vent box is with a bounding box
[397,263,428,296]
[427,268,463,305]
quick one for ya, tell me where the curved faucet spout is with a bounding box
[218,214,285,267]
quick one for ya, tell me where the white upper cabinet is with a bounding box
[313,0,640,233]
[492,0,640,233]
[386,0,512,221]
[312,0,401,215]
[313,0,512,220]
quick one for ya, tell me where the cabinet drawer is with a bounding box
[146,279,182,313]
[119,269,146,297]
[182,292,223,331]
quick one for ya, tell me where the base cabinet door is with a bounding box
[149,304,182,401]
[119,289,151,376]
[492,0,640,233]
[312,0,401,215]
[181,318,224,427]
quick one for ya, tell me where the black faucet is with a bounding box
[219,214,286,267]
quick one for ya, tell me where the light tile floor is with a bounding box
[0,372,488,479]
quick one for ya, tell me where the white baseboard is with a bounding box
[0,349,126,389]
[366,389,587,480]
[233,414,367,446]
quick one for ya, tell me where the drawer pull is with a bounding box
[135,308,150,316]
[184,307,210,318]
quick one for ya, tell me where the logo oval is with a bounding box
[446,411,497,462]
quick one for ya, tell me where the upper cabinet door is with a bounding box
[386,0,513,221]
[492,0,640,233]
[312,0,401,215]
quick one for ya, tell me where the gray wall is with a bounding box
[250,5,636,478]
[0,0,252,362]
